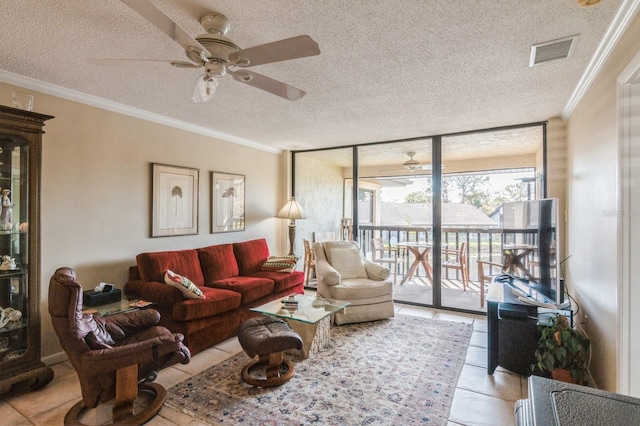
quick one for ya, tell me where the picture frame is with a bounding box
[211,171,245,233]
[151,163,199,237]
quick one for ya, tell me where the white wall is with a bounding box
[566,11,640,393]
[0,82,288,359]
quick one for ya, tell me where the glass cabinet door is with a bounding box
[0,105,53,394]
[0,137,28,362]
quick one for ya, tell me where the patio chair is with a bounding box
[442,242,469,290]
[303,239,316,286]
[477,259,504,307]
[371,237,404,284]
[339,218,353,240]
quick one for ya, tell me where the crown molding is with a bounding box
[0,70,281,155]
[562,0,640,118]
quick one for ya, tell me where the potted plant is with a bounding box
[532,313,590,385]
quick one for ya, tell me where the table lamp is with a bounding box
[276,197,307,255]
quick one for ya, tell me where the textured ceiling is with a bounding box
[0,0,624,153]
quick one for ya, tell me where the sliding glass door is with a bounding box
[293,123,546,314]
[439,126,544,312]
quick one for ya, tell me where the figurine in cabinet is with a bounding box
[0,255,16,271]
[0,189,12,230]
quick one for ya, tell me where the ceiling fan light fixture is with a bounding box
[191,73,219,102]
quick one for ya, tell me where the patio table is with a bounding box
[502,243,537,281]
[396,242,434,285]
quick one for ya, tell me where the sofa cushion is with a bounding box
[171,287,242,322]
[197,244,239,282]
[329,247,368,279]
[321,241,360,264]
[233,239,270,275]
[250,271,304,293]
[137,249,205,286]
[164,270,205,299]
[206,276,274,304]
[261,255,300,273]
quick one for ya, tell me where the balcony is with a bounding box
[306,225,517,314]
[359,225,504,313]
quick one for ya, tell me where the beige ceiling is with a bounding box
[0,0,625,153]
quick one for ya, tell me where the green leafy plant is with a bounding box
[532,313,590,385]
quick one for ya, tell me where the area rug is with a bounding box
[166,315,472,425]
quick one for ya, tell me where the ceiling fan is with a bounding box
[89,0,320,102]
[377,152,435,173]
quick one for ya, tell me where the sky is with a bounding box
[380,171,535,203]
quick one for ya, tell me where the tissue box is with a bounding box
[83,289,121,307]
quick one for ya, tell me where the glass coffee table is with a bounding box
[251,294,349,359]
[82,299,153,317]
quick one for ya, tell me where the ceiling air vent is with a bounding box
[529,35,578,67]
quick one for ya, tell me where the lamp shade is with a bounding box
[276,197,307,220]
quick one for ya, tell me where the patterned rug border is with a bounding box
[166,315,473,425]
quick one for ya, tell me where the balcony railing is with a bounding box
[357,225,506,282]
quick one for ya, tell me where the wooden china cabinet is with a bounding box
[0,105,54,394]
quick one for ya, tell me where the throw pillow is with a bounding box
[164,270,206,299]
[261,255,300,273]
[329,248,368,279]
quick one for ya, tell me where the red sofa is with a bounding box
[124,238,304,355]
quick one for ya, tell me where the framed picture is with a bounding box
[211,172,245,233]
[151,163,199,237]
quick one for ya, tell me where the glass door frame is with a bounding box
[291,121,547,314]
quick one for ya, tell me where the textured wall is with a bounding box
[294,152,346,252]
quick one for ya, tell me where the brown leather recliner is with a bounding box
[49,267,190,425]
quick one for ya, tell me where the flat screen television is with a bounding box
[501,198,567,307]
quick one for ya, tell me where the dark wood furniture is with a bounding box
[0,105,54,394]
[486,281,572,376]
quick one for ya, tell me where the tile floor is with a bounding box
[0,302,526,425]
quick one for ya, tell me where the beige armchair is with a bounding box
[312,240,394,325]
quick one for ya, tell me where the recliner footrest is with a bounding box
[237,316,302,387]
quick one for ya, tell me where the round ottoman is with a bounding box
[238,316,303,387]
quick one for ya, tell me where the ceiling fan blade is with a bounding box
[376,167,407,172]
[229,35,320,68]
[88,58,199,68]
[228,70,306,101]
[120,0,208,57]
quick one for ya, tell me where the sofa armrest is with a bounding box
[316,259,341,286]
[364,260,391,281]
[124,279,183,306]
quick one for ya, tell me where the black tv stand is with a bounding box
[486,281,573,376]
